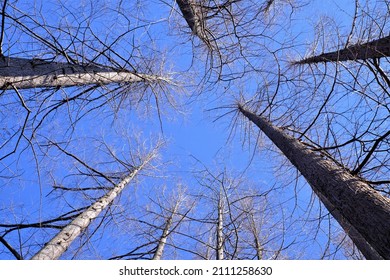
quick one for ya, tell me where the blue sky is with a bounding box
[0,0,373,260]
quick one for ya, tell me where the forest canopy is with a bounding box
[0,0,389,260]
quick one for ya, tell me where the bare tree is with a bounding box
[176,0,207,39]
[30,140,161,260]
[0,56,169,90]
[107,185,193,260]
[152,200,180,260]
[294,35,390,64]
[0,1,176,165]
[185,163,287,260]
[215,186,225,260]
[173,0,293,83]
[238,104,390,259]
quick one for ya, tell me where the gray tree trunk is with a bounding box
[216,189,224,260]
[175,0,215,51]
[0,56,165,89]
[254,236,263,260]
[31,155,154,260]
[238,105,390,260]
[247,213,263,260]
[152,200,180,260]
[295,35,390,64]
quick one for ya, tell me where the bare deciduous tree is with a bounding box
[0,56,169,89]
[31,145,158,260]
[294,35,390,64]
[238,104,390,259]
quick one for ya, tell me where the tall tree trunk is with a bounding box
[175,0,215,50]
[294,35,390,64]
[0,56,164,89]
[216,189,224,260]
[254,236,263,260]
[238,105,390,260]
[176,0,205,37]
[152,200,180,260]
[247,212,263,260]
[204,233,213,260]
[31,153,155,260]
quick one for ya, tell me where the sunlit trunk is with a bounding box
[216,189,224,260]
[0,56,163,89]
[31,154,155,260]
[152,201,180,260]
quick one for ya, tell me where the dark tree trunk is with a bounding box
[176,0,210,46]
[238,105,390,260]
[295,35,390,64]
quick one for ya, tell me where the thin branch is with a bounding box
[0,236,22,260]
[0,0,7,55]
[351,130,390,175]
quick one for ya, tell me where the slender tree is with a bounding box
[216,187,225,260]
[31,145,158,260]
[186,163,286,260]
[238,104,390,260]
[152,194,184,260]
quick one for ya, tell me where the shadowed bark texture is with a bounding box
[176,0,205,36]
[238,105,390,260]
[176,0,213,49]
[295,35,390,64]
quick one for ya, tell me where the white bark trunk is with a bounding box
[239,105,390,259]
[254,236,263,260]
[0,56,164,89]
[31,156,154,260]
[216,190,224,260]
[152,201,180,260]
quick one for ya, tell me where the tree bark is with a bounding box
[254,236,263,260]
[247,212,263,260]
[238,105,390,260]
[216,189,224,260]
[176,0,205,37]
[31,154,155,260]
[152,200,180,260]
[295,35,390,64]
[0,56,164,89]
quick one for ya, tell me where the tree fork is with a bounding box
[238,104,390,259]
